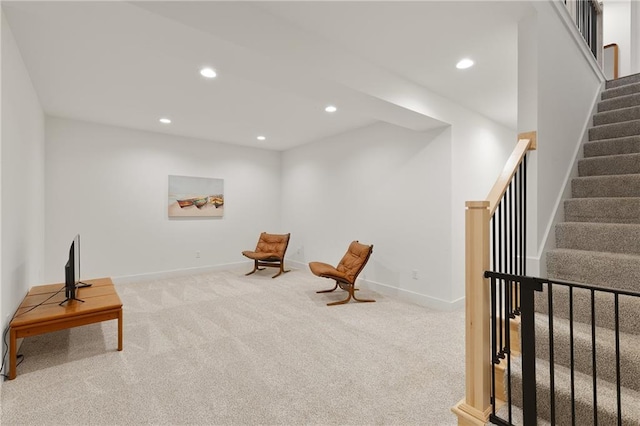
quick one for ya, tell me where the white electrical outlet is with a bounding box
[412,270,418,280]
[196,251,201,258]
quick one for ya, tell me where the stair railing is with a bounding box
[486,271,640,426]
[452,131,536,425]
[563,0,603,64]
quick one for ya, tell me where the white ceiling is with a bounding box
[2,1,532,151]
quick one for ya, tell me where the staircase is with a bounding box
[509,73,640,425]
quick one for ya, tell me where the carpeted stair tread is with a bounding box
[510,357,640,425]
[601,82,640,100]
[578,153,640,176]
[598,93,640,113]
[546,249,640,292]
[555,222,640,255]
[564,198,640,224]
[593,106,640,126]
[589,119,640,141]
[583,135,640,158]
[507,74,640,424]
[535,286,640,336]
[572,174,640,198]
[606,73,640,90]
[534,313,640,392]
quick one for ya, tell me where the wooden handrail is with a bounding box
[452,131,537,426]
[486,131,537,215]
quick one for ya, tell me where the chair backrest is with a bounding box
[255,232,290,258]
[336,241,373,284]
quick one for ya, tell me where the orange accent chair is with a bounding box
[309,241,375,306]
[242,232,291,278]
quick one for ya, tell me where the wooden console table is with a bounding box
[8,277,122,380]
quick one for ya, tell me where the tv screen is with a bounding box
[61,234,90,305]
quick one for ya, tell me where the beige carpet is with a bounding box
[1,267,464,425]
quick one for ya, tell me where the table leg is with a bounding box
[117,309,123,351]
[9,328,17,380]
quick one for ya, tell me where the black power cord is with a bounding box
[1,324,23,380]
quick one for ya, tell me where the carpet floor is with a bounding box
[1,267,464,425]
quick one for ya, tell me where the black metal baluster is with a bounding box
[492,215,497,275]
[591,289,598,425]
[491,276,498,416]
[548,282,556,423]
[615,294,622,425]
[570,286,576,425]
[499,202,504,359]
[506,278,513,424]
[523,155,527,279]
[508,185,513,278]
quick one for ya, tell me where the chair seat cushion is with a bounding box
[242,251,281,261]
[309,261,348,281]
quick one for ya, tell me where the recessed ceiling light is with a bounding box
[456,58,474,69]
[200,67,217,78]
[325,105,337,113]
[159,118,171,124]
[257,135,266,141]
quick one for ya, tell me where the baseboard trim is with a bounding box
[361,279,464,311]
[112,261,250,284]
[113,259,464,311]
[289,259,463,310]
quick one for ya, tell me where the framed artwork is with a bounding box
[168,175,224,218]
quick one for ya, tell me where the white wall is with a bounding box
[282,122,454,308]
[527,1,604,274]
[603,0,633,77]
[281,116,514,309]
[449,113,516,302]
[45,117,281,281]
[1,13,46,350]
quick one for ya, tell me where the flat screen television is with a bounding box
[64,240,76,302]
[60,234,91,305]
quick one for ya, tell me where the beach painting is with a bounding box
[168,175,224,218]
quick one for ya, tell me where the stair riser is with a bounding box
[556,223,640,255]
[564,198,640,224]
[598,93,640,113]
[594,106,640,126]
[602,83,640,100]
[572,175,640,198]
[546,251,640,293]
[535,287,640,336]
[534,317,640,392]
[583,136,640,158]
[589,120,640,141]
[578,154,640,177]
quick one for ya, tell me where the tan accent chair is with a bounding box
[309,241,375,306]
[242,232,291,278]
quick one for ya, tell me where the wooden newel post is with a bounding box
[452,201,492,425]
